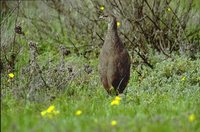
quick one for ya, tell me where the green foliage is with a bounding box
[1,0,200,131]
[1,56,200,132]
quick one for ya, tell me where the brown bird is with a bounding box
[99,15,131,95]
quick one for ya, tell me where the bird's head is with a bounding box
[99,14,117,30]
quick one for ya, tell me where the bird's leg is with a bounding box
[116,77,125,95]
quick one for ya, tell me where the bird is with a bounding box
[99,14,131,95]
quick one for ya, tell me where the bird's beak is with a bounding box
[99,15,108,19]
[99,16,104,19]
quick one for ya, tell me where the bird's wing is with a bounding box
[117,49,131,77]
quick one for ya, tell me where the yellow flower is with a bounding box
[47,105,55,113]
[167,7,171,12]
[41,110,47,116]
[41,105,59,118]
[8,73,14,78]
[75,110,82,116]
[115,96,121,101]
[111,120,117,126]
[117,21,121,27]
[188,114,196,122]
[100,5,104,11]
[181,76,186,81]
[111,99,120,106]
[111,96,121,105]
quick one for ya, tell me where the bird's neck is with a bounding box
[107,17,118,36]
[106,17,119,42]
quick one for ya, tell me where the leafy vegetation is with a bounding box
[1,0,200,132]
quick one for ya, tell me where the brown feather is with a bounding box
[99,15,131,95]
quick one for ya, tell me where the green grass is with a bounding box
[1,56,200,132]
[1,1,200,131]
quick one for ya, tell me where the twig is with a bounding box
[96,32,104,42]
[121,32,154,69]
